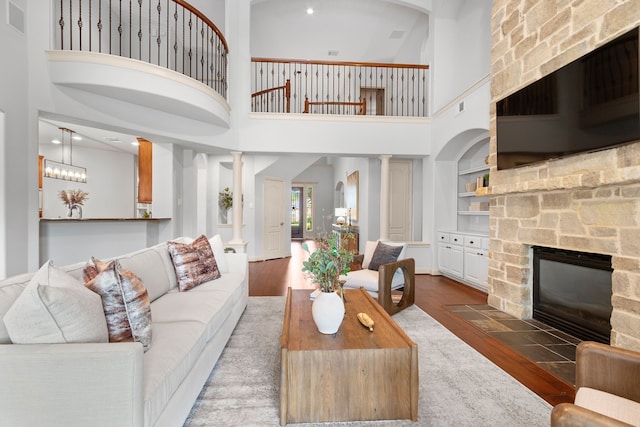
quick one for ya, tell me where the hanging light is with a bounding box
[43,128,87,183]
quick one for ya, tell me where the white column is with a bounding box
[379,155,392,241]
[230,151,244,244]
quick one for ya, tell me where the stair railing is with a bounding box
[251,79,291,113]
[252,57,429,117]
[55,0,228,99]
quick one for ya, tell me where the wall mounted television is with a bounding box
[496,27,640,170]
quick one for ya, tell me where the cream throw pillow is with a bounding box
[3,261,108,344]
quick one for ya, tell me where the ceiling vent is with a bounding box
[389,30,405,39]
[328,50,339,56]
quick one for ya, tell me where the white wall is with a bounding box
[431,0,491,112]
[0,0,30,278]
[39,144,135,219]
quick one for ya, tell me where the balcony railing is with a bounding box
[55,0,228,99]
[251,58,429,117]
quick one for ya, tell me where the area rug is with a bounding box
[184,297,552,426]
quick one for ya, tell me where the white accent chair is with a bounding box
[341,240,415,315]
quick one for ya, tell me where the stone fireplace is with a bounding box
[489,1,640,351]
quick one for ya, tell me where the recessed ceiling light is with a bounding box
[51,139,61,144]
[306,7,314,15]
[104,137,122,143]
[72,135,82,141]
[131,140,140,146]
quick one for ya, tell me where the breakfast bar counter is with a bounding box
[39,217,172,265]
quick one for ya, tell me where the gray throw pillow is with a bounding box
[367,242,403,271]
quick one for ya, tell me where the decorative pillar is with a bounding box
[379,155,392,241]
[230,151,244,244]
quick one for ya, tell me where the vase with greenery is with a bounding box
[218,187,233,223]
[302,233,354,334]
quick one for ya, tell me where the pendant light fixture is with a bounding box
[43,128,87,183]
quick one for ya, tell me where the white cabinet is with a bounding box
[437,231,488,292]
[464,247,488,291]
[436,232,463,279]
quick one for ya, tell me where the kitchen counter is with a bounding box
[40,218,173,265]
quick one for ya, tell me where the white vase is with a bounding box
[311,291,345,334]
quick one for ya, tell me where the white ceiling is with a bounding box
[39,119,140,156]
[39,0,431,156]
[250,0,429,63]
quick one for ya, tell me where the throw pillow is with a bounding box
[3,260,108,344]
[367,242,403,271]
[84,258,152,351]
[208,234,229,274]
[168,234,221,291]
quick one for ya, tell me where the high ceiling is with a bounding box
[251,0,429,64]
[40,0,432,156]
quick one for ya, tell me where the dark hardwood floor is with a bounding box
[249,241,576,407]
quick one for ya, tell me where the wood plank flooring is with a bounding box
[249,241,576,407]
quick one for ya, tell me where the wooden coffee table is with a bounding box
[280,287,418,425]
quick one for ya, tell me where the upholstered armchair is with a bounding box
[341,240,415,315]
[551,341,640,427]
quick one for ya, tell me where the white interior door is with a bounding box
[263,177,286,260]
[389,160,412,242]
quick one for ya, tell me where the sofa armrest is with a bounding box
[577,341,640,403]
[551,403,634,427]
[0,342,144,427]
[225,253,248,274]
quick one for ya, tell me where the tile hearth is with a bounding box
[448,304,581,386]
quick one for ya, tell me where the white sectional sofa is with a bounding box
[0,235,248,427]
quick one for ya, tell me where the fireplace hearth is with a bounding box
[533,246,612,344]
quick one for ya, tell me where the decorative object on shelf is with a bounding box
[302,232,354,334]
[334,207,348,226]
[357,312,375,331]
[476,176,484,189]
[44,128,87,183]
[465,182,476,192]
[218,187,233,224]
[59,189,88,219]
[483,173,490,187]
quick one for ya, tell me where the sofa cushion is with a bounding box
[575,387,640,426]
[142,320,208,425]
[361,241,379,269]
[3,261,108,344]
[368,241,403,271]
[118,246,174,302]
[0,272,32,344]
[84,259,153,352]
[209,234,229,274]
[341,267,405,294]
[167,235,221,291]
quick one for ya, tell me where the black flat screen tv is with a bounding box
[496,27,640,170]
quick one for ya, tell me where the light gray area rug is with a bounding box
[184,296,552,426]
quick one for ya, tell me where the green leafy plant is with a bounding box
[302,233,354,293]
[218,187,233,210]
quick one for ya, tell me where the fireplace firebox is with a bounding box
[533,246,612,344]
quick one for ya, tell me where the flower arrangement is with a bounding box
[218,187,233,211]
[302,232,354,293]
[59,189,89,206]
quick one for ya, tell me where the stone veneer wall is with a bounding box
[489,0,640,350]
